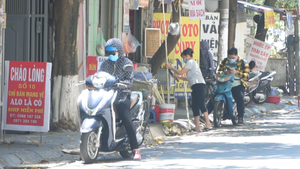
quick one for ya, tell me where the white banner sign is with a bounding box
[247,39,272,71]
[124,0,130,33]
[200,12,220,60]
[188,0,205,20]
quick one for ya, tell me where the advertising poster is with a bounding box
[188,0,205,20]
[2,61,52,132]
[200,12,219,60]
[247,39,272,71]
[153,13,200,97]
[86,56,108,77]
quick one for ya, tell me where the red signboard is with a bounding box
[86,56,98,77]
[2,61,52,132]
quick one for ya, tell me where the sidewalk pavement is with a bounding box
[0,96,299,168]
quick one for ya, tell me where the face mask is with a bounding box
[109,54,119,62]
[228,58,236,64]
[183,59,187,63]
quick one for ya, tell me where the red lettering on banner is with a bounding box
[152,20,170,35]
[265,45,271,50]
[6,61,47,127]
[190,0,203,6]
[175,41,197,54]
[253,41,264,48]
[160,108,174,113]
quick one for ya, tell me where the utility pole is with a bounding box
[0,0,3,141]
[218,0,229,63]
[294,19,299,94]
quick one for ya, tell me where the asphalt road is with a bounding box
[20,106,300,169]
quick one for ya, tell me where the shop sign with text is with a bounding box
[153,13,200,97]
[2,61,52,132]
[247,39,271,71]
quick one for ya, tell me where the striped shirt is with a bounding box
[217,57,250,87]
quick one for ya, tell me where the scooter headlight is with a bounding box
[92,76,106,88]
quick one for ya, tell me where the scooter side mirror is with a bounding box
[123,64,134,72]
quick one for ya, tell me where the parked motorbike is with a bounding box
[252,71,276,104]
[210,74,238,127]
[244,72,262,105]
[78,65,148,163]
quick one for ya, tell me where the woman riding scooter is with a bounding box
[99,38,141,160]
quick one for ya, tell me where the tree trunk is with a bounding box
[254,0,277,41]
[52,0,80,131]
[228,0,237,48]
[149,1,181,76]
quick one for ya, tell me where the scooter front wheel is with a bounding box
[213,100,225,128]
[80,130,100,163]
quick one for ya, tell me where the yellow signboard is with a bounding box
[264,10,275,29]
[153,13,200,97]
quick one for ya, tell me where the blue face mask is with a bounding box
[109,54,119,62]
[183,59,187,63]
[228,58,236,64]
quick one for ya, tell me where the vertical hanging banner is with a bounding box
[189,0,205,20]
[86,56,98,77]
[264,9,275,29]
[200,12,220,60]
[247,39,272,71]
[2,61,52,132]
[124,0,130,33]
[153,13,200,97]
[86,56,108,77]
[139,0,149,7]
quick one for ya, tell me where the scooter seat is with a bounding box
[130,93,139,109]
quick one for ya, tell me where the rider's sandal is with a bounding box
[203,127,213,131]
[191,128,201,133]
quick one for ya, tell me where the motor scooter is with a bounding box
[252,71,276,104]
[77,65,148,163]
[210,74,238,127]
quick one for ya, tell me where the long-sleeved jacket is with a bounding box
[200,41,214,78]
[99,38,133,100]
[217,57,250,87]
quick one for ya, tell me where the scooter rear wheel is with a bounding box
[231,104,238,125]
[252,87,269,104]
[213,100,225,128]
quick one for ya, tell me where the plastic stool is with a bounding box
[148,109,156,123]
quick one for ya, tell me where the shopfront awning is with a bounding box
[237,1,286,14]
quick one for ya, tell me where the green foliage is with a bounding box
[248,0,298,9]
[248,0,298,49]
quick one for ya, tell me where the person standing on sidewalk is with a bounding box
[166,48,211,131]
[207,47,249,125]
[200,41,214,79]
